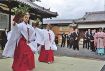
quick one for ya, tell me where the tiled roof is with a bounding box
[74,11,105,23]
[15,0,58,17]
[0,0,58,18]
[43,19,73,24]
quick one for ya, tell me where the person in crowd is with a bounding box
[67,34,70,48]
[61,32,66,47]
[68,25,74,49]
[90,29,96,52]
[94,28,105,55]
[86,29,91,50]
[73,28,79,50]
[83,30,87,48]
[55,35,58,45]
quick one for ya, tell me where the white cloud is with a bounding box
[35,0,104,19]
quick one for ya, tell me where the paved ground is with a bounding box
[0,55,105,71]
[1,44,105,71]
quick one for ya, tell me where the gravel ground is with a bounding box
[54,45,105,61]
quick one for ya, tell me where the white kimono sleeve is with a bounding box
[50,31,57,50]
[43,30,51,50]
[27,31,37,53]
[7,31,12,41]
[2,24,20,57]
[36,29,44,51]
[36,28,44,45]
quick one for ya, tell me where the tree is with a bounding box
[36,0,41,2]
[30,0,41,2]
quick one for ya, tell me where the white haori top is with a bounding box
[2,22,37,57]
[43,29,57,50]
[33,27,44,45]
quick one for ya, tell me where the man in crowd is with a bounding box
[86,29,91,50]
[61,32,66,47]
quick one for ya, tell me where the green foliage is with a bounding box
[36,0,41,2]
[12,4,30,15]
[36,18,40,22]
[34,18,41,24]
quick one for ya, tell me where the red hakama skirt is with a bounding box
[38,46,54,63]
[12,36,35,71]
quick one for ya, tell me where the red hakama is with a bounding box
[12,36,35,71]
[38,46,54,63]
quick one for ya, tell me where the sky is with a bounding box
[35,0,105,19]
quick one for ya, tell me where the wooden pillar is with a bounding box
[8,0,11,31]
